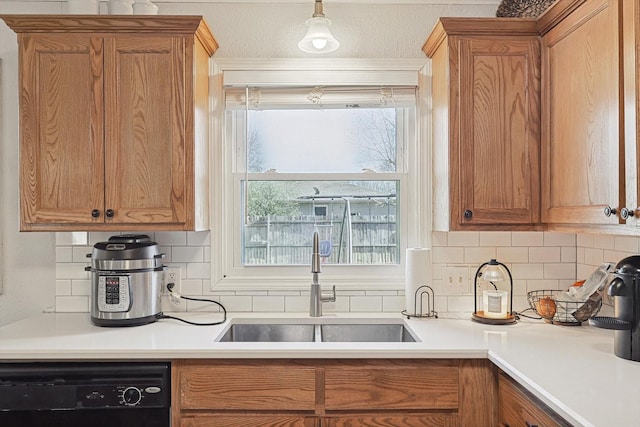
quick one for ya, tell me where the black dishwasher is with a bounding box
[0,362,170,427]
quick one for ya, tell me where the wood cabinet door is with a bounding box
[104,35,188,226]
[541,0,621,225]
[19,35,105,229]
[498,373,569,427]
[454,37,541,228]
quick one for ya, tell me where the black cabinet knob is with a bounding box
[91,209,100,218]
[620,208,636,220]
[464,210,473,219]
[604,206,617,217]
[105,209,115,218]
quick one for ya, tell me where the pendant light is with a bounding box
[298,0,340,54]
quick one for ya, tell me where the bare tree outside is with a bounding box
[351,109,397,173]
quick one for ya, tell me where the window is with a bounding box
[211,61,430,290]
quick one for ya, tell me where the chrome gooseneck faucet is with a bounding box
[310,231,336,317]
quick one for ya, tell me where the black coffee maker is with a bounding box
[590,256,640,361]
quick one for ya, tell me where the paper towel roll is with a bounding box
[405,248,431,314]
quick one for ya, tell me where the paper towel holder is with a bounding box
[402,285,438,319]
[472,259,516,325]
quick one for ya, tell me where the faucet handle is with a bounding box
[321,285,336,302]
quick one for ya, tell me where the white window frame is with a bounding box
[210,59,431,291]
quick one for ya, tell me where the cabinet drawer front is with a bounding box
[179,361,316,411]
[181,415,316,427]
[499,373,567,427]
[323,415,457,427]
[324,360,458,411]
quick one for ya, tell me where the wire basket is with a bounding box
[527,290,603,326]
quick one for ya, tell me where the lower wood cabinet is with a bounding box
[172,359,497,427]
[498,371,570,427]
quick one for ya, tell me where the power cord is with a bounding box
[156,283,227,326]
[513,307,541,320]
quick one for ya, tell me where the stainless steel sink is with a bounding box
[217,323,315,342]
[216,321,418,343]
[320,323,416,342]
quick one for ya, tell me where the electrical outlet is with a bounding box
[441,266,469,295]
[164,267,181,295]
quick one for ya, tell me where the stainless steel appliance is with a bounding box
[590,256,640,361]
[87,234,165,327]
[0,362,170,427]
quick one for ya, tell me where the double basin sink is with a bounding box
[216,319,418,343]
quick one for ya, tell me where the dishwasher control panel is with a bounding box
[78,383,165,408]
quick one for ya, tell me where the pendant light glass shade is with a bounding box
[298,0,340,54]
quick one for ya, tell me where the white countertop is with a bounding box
[0,311,639,426]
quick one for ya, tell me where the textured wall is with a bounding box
[155,2,498,58]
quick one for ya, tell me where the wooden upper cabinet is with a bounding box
[17,34,105,227]
[424,19,541,231]
[1,15,217,231]
[539,0,624,228]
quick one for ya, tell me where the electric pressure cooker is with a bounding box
[590,256,640,361]
[87,234,166,327]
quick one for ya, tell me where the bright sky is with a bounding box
[250,109,364,173]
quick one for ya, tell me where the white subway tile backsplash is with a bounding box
[56,246,73,263]
[71,279,91,296]
[561,247,577,263]
[349,296,383,312]
[382,295,404,312]
[512,231,543,247]
[252,296,285,312]
[593,234,615,250]
[155,231,187,246]
[219,295,252,312]
[171,246,204,263]
[511,263,544,280]
[464,247,497,264]
[479,232,511,247]
[72,246,91,263]
[432,231,448,247]
[56,232,88,246]
[447,232,479,247]
[181,279,204,296]
[432,247,465,263]
[576,233,594,247]
[55,230,631,317]
[187,231,210,246]
[525,279,560,293]
[285,296,309,312]
[497,247,528,263]
[446,295,474,313]
[614,236,639,253]
[544,232,575,246]
[543,263,575,280]
[56,263,90,280]
[56,280,72,296]
[529,247,561,263]
[584,248,604,266]
[186,262,211,279]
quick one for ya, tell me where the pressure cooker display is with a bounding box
[97,275,132,312]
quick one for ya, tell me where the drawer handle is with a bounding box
[105,209,115,218]
[604,206,617,217]
[91,209,100,218]
[464,209,473,219]
[526,422,539,427]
